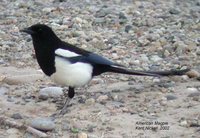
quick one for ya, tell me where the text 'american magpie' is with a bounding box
[21,24,189,114]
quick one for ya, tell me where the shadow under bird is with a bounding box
[21,24,189,114]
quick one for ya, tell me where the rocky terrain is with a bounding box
[0,0,200,137]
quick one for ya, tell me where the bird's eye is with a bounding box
[38,28,42,32]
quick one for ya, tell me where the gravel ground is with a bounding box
[0,0,200,137]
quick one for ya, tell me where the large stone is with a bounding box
[39,87,63,100]
[30,117,55,131]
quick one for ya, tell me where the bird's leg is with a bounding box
[59,87,75,115]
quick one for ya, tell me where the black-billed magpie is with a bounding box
[21,24,189,114]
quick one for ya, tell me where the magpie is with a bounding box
[21,24,189,114]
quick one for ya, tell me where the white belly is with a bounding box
[50,57,93,87]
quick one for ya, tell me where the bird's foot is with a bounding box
[59,97,71,115]
[51,87,74,117]
[50,98,71,117]
[59,107,70,115]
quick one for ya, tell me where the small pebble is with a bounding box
[187,87,199,93]
[160,100,167,106]
[112,95,119,101]
[77,132,88,138]
[169,8,180,14]
[94,18,105,24]
[6,128,19,134]
[11,113,23,119]
[87,125,95,133]
[7,97,14,102]
[188,92,200,97]
[129,60,140,65]
[42,7,55,13]
[96,95,109,102]
[165,95,177,100]
[0,87,8,96]
[140,54,149,62]
[23,133,35,138]
[181,75,189,80]
[138,36,150,46]
[188,120,200,127]
[163,50,170,57]
[125,25,132,33]
[186,70,200,78]
[38,93,49,100]
[180,120,188,127]
[150,55,163,62]
[85,98,95,105]
[112,94,125,102]
[153,78,160,83]
[87,134,98,138]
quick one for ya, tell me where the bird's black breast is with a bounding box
[34,46,56,76]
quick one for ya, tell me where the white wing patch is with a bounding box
[55,48,80,58]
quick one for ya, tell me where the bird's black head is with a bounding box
[21,24,60,42]
[21,24,62,53]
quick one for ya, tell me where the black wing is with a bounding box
[57,41,123,66]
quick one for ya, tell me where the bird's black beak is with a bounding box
[20,28,35,35]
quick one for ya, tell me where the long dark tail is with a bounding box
[108,66,190,77]
[144,68,190,76]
